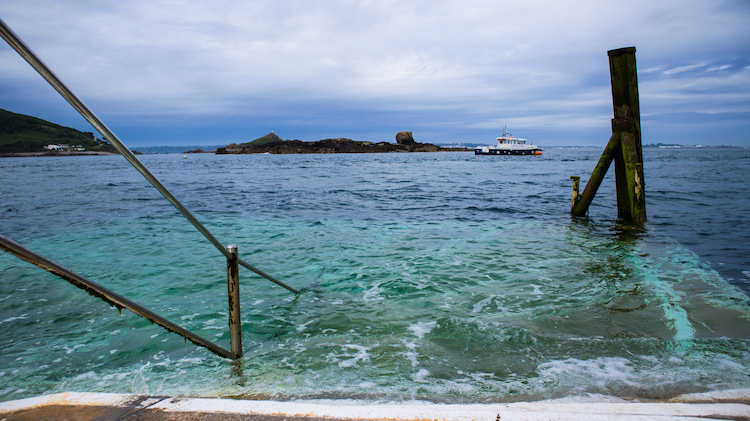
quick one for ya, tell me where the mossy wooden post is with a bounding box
[570,133,621,216]
[227,244,242,358]
[570,176,580,210]
[608,47,646,223]
[572,47,646,221]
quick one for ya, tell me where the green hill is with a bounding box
[244,132,283,146]
[0,109,114,153]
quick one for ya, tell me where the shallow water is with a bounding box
[1,149,749,402]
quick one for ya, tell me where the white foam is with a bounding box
[404,352,419,367]
[400,341,420,367]
[412,368,430,383]
[529,284,543,295]
[201,319,223,330]
[296,319,315,333]
[74,371,99,381]
[402,339,418,350]
[361,282,385,302]
[472,297,493,313]
[493,299,510,312]
[408,321,437,339]
[177,358,204,365]
[0,314,28,324]
[64,344,86,354]
[131,364,150,395]
[717,359,745,371]
[337,344,372,368]
[537,357,637,389]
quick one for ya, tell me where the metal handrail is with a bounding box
[0,235,238,359]
[0,18,299,295]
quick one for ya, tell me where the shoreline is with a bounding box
[1,390,749,420]
[0,151,119,158]
[1,150,473,158]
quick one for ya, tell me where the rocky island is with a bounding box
[216,132,469,154]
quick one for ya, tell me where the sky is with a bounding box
[1,1,749,147]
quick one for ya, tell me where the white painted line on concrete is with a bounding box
[152,398,500,421]
[1,391,749,420]
[670,388,750,403]
[0,392,133,412]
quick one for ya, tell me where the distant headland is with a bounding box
[216,132,470,154]
[0,109,117,156]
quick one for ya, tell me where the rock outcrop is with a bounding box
[396,131,415,145]
[215,132,468,154]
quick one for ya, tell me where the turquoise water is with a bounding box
[1,149,749,402]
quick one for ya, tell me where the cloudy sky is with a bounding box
[1,1,749,147]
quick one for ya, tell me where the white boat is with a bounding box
[475,127,542,155]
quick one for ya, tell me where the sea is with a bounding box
[1,147,749,403]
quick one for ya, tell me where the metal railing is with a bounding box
[0,235,239,359]
[0,18,299,359]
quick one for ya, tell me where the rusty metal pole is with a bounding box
[227,244,242,357]
[0,234,238,359]
[0,18,299,295]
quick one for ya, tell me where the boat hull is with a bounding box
[475,149,542,155]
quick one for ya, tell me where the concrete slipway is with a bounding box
[1,390,750,420]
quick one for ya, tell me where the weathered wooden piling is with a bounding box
[570,176,580,208]
[571,47,646,223]
[227,244,242,357]
[571,133,621,216]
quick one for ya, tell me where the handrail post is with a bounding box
[0,234,238,359]
[227,244,242,357]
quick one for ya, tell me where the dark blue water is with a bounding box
[1,148,749,402]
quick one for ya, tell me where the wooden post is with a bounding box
[608,47,646,223]
[227,244,242,358]
[570,133,621,217]
[570,47,646,222]
[612,118,632,220]
[570,176,580,211]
